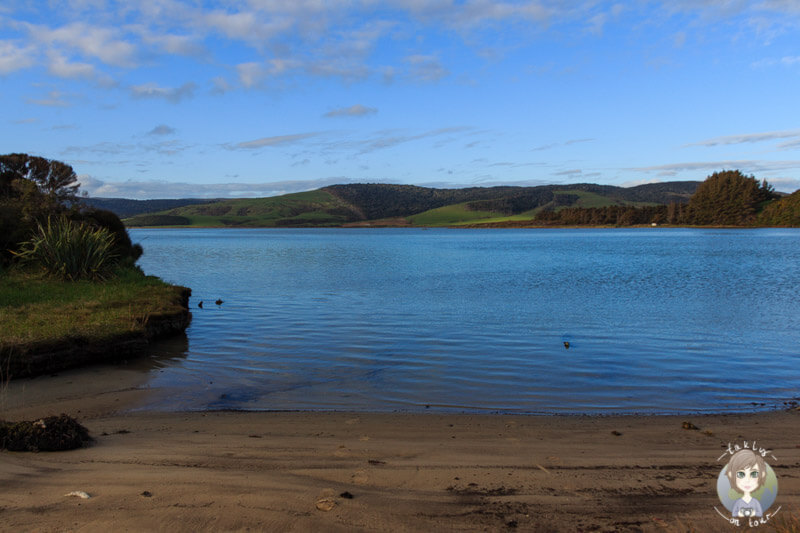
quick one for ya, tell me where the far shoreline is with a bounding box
[124,223,797,229]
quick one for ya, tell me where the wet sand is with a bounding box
[1,370,799,532]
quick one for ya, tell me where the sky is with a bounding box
[2,1,800,199]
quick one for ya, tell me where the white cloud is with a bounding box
[236,62,264,88]
[28,22,138,67]
[0,40,35,74]
[46,50,95,79]
[203,10,261,39]
[323,104,378,118]
[135,28,205,57]
[236,59,299,87]
[130,82,197,103]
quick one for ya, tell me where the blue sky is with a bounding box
[2,1,800,199]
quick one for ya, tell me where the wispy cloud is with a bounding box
[532,138,594,151]
[130,82,197,103]
[229,133,321,150]
[323,104,378,118]
[78,175,354,199]
[64,139,192,157]
[404,54,449,82]
[686,129,800,147]
[553,169,584,177]
[778,139,800,150]
[633,160,800,185]
[356,127,472,153]
[26,90,71,107]
[633,160,760,175]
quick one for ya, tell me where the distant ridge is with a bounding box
[84,197,214,218]
[121,181,701,228]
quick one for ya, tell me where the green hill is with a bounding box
[84,197,211,218]
[123,181,701,228]
[124,189,360,227]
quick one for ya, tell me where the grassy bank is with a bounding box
[0,268,190,378]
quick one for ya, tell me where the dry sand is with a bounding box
[1,368,799,532]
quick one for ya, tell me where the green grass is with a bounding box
[124,190,354,227]
[0,268,187,348]
[554,190,620,209]
[408,203,502,226]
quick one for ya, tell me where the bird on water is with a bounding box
[198,301,203,308]
[215,299,223,306]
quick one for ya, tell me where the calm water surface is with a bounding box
[130,228,800,414]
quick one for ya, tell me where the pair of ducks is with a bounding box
[197,299,223,308]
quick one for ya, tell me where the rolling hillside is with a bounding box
[83,197,211,218]
[123,181,700,227]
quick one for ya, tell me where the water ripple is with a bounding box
[133,228,800,414]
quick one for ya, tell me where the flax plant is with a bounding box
[13,217,118,281]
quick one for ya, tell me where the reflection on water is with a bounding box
[122,227,800,415]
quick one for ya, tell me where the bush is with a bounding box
[78,208,143,262]
[13,217,119,281]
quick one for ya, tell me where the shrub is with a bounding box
[78,208,143,262]
[13,217,119,281]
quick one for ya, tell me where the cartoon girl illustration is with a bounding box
[725,449,767,518]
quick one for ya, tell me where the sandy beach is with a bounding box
[2,368,799,532]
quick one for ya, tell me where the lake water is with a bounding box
[130,227,800,414]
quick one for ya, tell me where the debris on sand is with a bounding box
[65,491,91,499]
[0,414,91,452]
[316,498,336,511]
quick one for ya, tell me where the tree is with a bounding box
[1,153,141,268]
[683,170,777,226]
[757,190,800,227]
[0,153,80,208]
